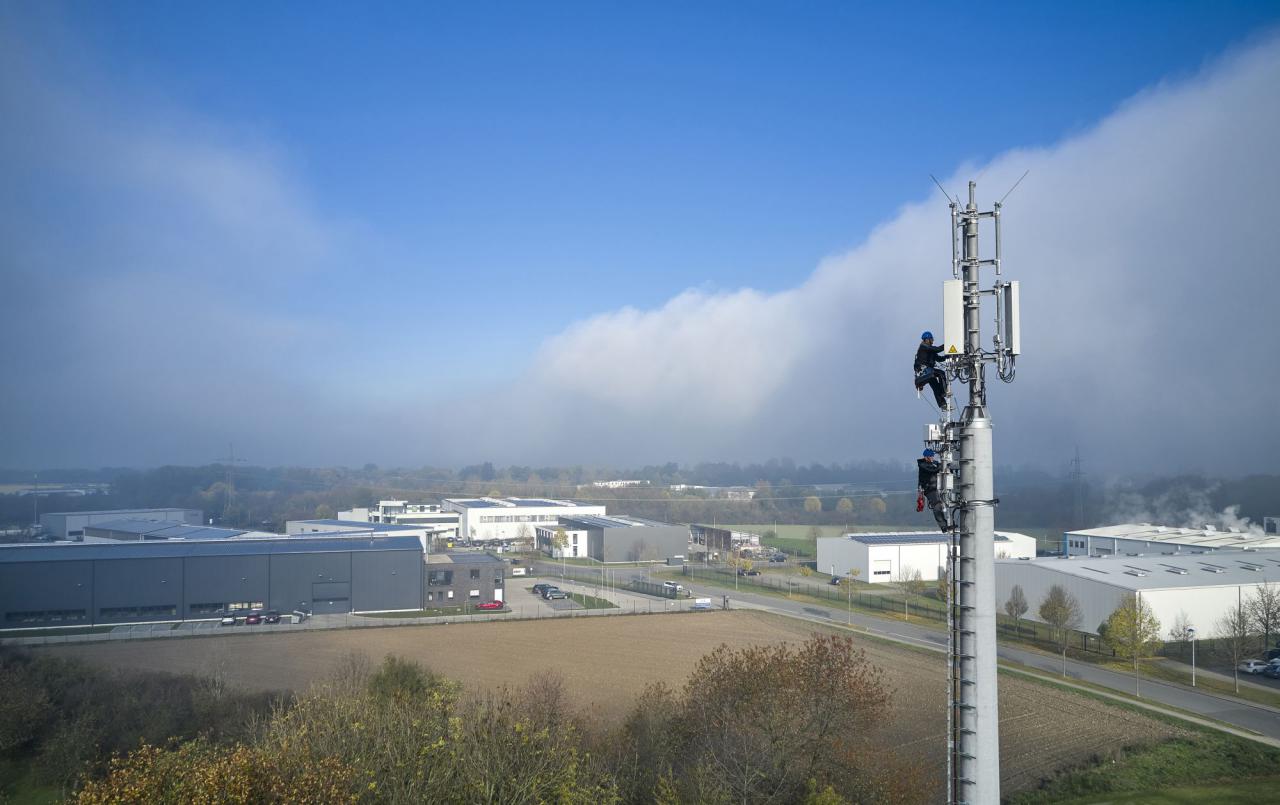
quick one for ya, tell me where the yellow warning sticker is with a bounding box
[948,345,958,353]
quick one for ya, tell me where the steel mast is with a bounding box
[928,180,1020,804]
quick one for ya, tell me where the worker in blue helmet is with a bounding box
[917,449,952,532]
[914,331,951,408]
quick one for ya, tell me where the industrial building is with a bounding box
[995,549,1280,637]
[285,518,434,550]
[443,497,606,543]
[83,519,275,541]
[0,535,425,627]
[816,531,1037,584]
[690,524,762,558]
[535,515,688,563]
[425,552,506,605]
[40,508,202,541]
[338,501,460,539]
[1063,523,1280,556]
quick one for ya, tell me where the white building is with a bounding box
[1063,523,1280,556]
[995,549,1280,637]
[338,500,459,539]
[817,531,1037,584]
[443,498,606,544]
[590,480,649,489]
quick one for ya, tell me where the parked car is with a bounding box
[532,583,553,596]
[769,555,787,563]
[545,589,568,600]
[829,577,843,585]
[219,615,238,626]
[244,612,263,625]
[737,568,760,576]
[263,610,281,624]
[476,601,504,610]
[1238,659,1269,675]
[1263,665,1280,680]
[662,581,684,592]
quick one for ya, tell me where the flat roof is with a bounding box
[85,519,248,540]
[837,531,1016,545]
[426,551,505,565]
[555,514,676,530]
[42,508,195,517]
[291,519,419,532]
[446,497,588,509]
[1067,523,1280,549]
[1000,549,1280,590]
[0,535,423,563]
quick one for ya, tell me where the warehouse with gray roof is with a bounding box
[0,535,426,628]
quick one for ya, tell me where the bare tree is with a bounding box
[1168,610,1194,660]
[897,567,927,619]
[1005,585,1029,637]
[1215,602,1256,694]
[1246,581,1280,654]
[1038,585,1083,677]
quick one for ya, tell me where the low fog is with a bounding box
[3,26,1278,473]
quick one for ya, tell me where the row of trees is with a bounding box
[1004,581,1280,694]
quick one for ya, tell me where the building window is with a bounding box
[428,570,453,586]
[469,590,481,599]
[189,602,226,616]
[447,591,454,600]
[5,609,87,624]
[99,604,177,619]
[470,569,480,579]
[494,576,503,586]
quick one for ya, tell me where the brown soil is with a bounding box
[41,610,1187,794]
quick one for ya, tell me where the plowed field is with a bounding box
[42,611,1188,793]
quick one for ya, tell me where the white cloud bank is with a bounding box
[436,33,1280,473]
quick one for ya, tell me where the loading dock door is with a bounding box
[311,582,351,614]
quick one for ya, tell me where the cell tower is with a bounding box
[924,181,1020,804]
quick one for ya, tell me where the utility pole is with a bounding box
[1069,447,1084,529]
[216,443,247,526]
[926,180,1020,805]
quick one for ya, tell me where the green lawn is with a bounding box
[0,759,61,805]
[1008,732,1280,804]
[1061,780,1280,804]
[568,592,617,610]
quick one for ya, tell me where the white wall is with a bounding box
[448,500,607,543]
[995,559,1280,637]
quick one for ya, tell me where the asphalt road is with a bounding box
[685,579,1280,743]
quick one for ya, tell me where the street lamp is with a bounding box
[1188,626,1197,687]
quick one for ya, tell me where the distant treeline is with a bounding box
[2,462,1277,537]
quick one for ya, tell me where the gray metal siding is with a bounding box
[602,526,688,563]
[269,552,351,614]
[93,558,184,623]
[352,550,423,612]
[0,561,94,624]
[183,555,271,616]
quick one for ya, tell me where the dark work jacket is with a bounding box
[917,458,941,491]
[914,343,948,373]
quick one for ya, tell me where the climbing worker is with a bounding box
[917,449,952,533]
[914,331,951,408]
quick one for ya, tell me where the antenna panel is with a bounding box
[942,280,964,357]
[1002,281,1021,356]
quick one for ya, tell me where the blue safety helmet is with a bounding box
[922,449,936,457]
[921,331,933,340]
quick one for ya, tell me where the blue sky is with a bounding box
[2,2,1279,471]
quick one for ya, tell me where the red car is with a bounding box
[244,612,263,625]
[475,601,504,610]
